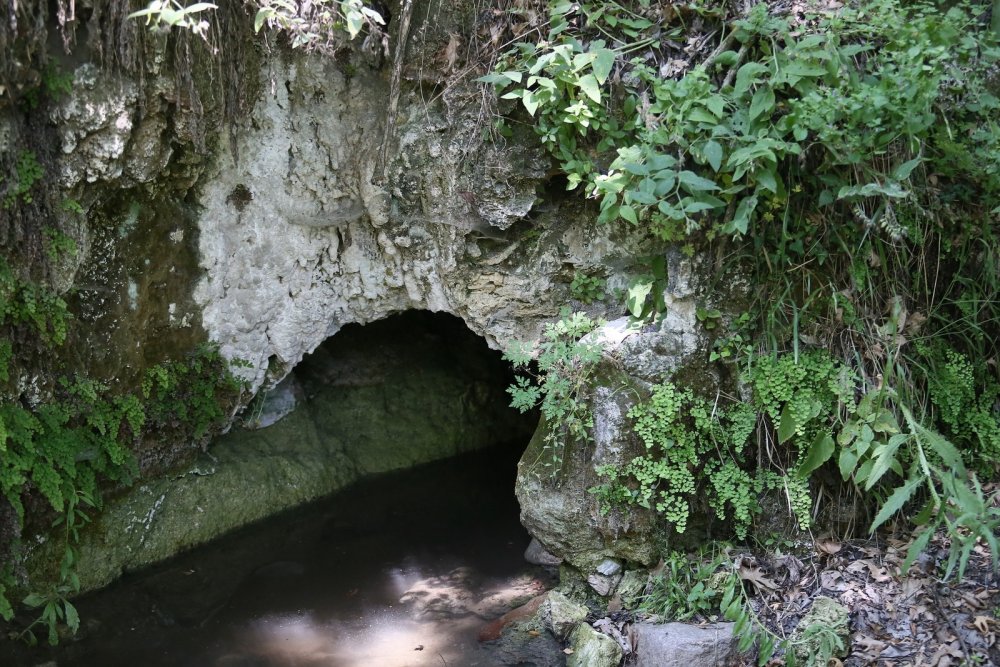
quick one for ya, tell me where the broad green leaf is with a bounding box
[678,171,720,192]
[705,95,726,117]
[688,108,718,124]
[734,63,768,96]
[622,162,649,176]
[0,584,11,621]
[619,204,638,224]
[798,431,835,476]
[871,410,899,434]
[749,87,776,122]
[839,447,858,480]
[917,426,962,468]
[22,592,46,608]
[254,8,275,32]
[653,171,677,196]
[855,458,874,485]
[658,200,684,220]
[901,527,935,574]
[713,51,739,68]
[626,279,653,317]
[758,633,776,665]
[64,600,80,634]
[572,52,597,72]
[522,90,539,116]
[592,48,616,85]
[577,74,602,104]
[703,140,724,172]
[727,195,758,235]
[627,190,657,205]
[864,437,906,491]
[893,157,923,180]
[777,403,799,444]
[869,474,922,532]
[755,168,779,194]
[681,199,717,214]
[647,154,677,170]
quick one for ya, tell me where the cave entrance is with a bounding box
[284,310,538,476]
[14,312,551,667]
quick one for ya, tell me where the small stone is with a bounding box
[542,590,588,640]
[244,374,304,430]
[524,537,562,566]
[596,559,622,576]
[633,622,736,667]
[567,622,623,667]
[587,570,622,597]
[616,570,648,608]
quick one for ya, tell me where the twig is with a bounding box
[721,42,751,89]
[702,30,738,72]
[931,583,972,660]
[376,0,416,184]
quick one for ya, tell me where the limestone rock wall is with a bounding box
[2,0,728,594]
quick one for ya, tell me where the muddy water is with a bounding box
[7,445,553,667]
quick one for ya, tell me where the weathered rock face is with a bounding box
[191,51,644,391]
[514,269,713,579]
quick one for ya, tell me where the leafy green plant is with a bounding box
[17,488,94,646]
[43,228,77,262]
[19,64,74,110]
[591,379,760,537]
[624,255,668,321]
[3,151,44,209]
[640,549,730,621]
[0,345,247,634]
[569,272,606,304]
[487,0,1000,241]
[142,344,247,439]
[0,257,69,346]
[252,0,385,47]
[505,311,604,480]
[128,1,217,41]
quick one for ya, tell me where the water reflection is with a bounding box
[7,445,551,667]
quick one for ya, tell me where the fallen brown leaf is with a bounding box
[816,537,842,554]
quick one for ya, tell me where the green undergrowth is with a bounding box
[0,255,245,642]
[496,4,997,662]
[0,341,246,643]
[642,549,847,666]
[505,310,604,481]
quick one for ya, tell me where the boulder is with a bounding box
[542,590,589,640]
[567,622,623,667]
[632,622,737,667]
[516,300,710,576]
[243,373,304,429]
